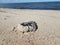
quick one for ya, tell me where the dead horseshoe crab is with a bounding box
[15,21,38,33]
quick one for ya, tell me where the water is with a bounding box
[0,2,60,10]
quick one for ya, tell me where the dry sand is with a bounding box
[0,8,60,45]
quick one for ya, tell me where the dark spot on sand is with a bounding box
[1,44,4,45]
[2,39,5,41]
[6,16,10,18]
[4,18,7,20]
[12,27,16,31]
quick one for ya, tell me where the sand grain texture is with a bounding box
[0,8,60,45]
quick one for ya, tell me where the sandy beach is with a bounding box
[0,8,60,45]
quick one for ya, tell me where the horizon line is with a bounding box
[0,1,60,3]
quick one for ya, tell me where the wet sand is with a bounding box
[0,8,60,45]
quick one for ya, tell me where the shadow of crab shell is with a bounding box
[16,24,28,32]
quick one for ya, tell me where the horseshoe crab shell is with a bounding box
[16,21,38,33]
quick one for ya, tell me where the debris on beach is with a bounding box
[15,21,38,33]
